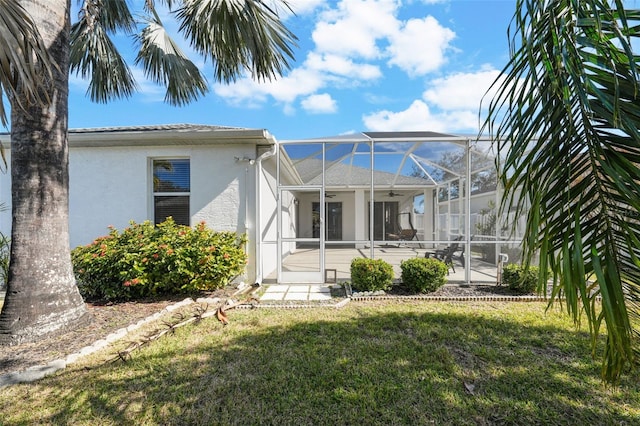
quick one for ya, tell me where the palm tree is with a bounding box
[0,0,297,344]
[484,0,640,382]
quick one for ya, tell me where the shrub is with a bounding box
[400,257,448,293]
[502,264,540,294]
[72,218,247,301]
[350,258,394,292]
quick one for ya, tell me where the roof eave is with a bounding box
[0,127,277,148]
[68,128,276,148]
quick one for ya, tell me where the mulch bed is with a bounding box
[388,282,537,297]
[0,290,233,377]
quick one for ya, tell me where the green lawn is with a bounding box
[1,301,639,425]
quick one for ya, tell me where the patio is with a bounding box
[265,246,500,284]
[264,131,524,285]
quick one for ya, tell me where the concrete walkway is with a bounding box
[259,284,338,301]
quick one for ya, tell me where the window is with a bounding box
[152,158,190,225]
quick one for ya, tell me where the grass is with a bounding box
[1,301,639,425]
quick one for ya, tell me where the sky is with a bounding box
[68,0,518,141]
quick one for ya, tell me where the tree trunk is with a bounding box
[0,0,89,345]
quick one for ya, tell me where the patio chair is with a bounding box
[425,236,465,274]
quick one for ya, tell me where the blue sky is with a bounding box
[68,0,517,140]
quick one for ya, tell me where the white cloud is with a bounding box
[301,93,338,113]
[362,99,479,132]
[361,66,520,133]
[212,0,459,114]
[305,52,382,80]
[422,67,502,110]
[312,0,400,59]
[263,68,327,103]
[213,78,268,108]
[386,16,456,76]
[313,20,380,58]
[213,49,384,109]
[213,67,325,107]
[363,100,437,131]
[288,0,325,15]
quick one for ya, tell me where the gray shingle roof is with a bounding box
[295,158,431,187]
[68,123,245,133]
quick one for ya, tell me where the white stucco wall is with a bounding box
[68,144,258,245]
[69,146,150,245]
[0,139,269,283]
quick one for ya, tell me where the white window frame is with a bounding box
[150,157,191,225]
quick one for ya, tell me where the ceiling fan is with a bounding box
[388,190,403,197]
[325,192,336,198]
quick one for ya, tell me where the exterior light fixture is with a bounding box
[234,156,255,165]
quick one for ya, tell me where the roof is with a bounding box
[296,158,431,187]
[68,123,239,134]
[0,123,277,148]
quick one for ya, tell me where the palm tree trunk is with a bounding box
[0,0,88,344]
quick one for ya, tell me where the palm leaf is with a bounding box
[484,0,640,382]
[70,0,137,102]
[176,0,298,83]
[134,12,208,106]
[71,0,296,104]
[0,0,54,128]
[77,0,137,33]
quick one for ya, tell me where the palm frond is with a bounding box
[0,0,54,128]
[483,0,640,382]
[77,0,136,33]
[176,0,298,83]
[134,13,208,106]
[70,0,137,102]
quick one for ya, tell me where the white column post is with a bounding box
[355,189,365,248]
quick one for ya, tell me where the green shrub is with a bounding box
[400,257,448,293]
[502,264,540,294]
[350,258,394,292]
[72,218,247,301]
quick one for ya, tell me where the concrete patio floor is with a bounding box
[265,246,500,284]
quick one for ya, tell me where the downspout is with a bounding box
[245,164,250,261]
[254,140,278,286]
[234,155,255,286]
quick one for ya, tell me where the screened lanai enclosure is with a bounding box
[263,131,526,284]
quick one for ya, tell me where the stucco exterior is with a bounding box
[0,126,511,285]
[0,125,280,284]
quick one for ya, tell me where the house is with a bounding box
[0,125,520,285]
